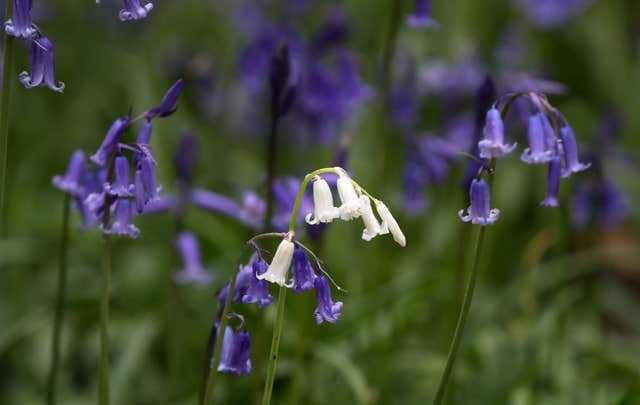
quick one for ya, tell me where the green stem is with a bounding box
[0,0,15,237]
[260,285,287,405]
[203,270,238,405]
[45,193,71,405]
[432,226,486,405]
[99,235,111,405]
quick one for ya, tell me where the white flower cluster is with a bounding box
[305,171,406,247]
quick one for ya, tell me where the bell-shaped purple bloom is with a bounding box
[5,0,36,38]
[190,189,259,229]
[52,150,86,197]
[218,264,254,306]
[559,125,591,178]
[100,199,140,238]
[521,113,554,164]
[313,275,343,325]
[19,38,65,93]
[119,0,154,22]
[145,79,183,119]
[91,118,129,167]
[134,155,160,213]
[478,107,517,158]
[458,178,500,226]
[403,157,429,214]
[290,247,316,293]
[135,120,152,145]
[217,326,252,376]
[174,131,197,184]
[406,0,437,28]
[173,232,213,285]
[540,156,561,207]
[596,180,629,227]
[241,257,274,308]
[104,155,134,197]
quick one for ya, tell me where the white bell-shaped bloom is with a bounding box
[256,239,295,287]
[305,177,340,225]
[337,175,362,220]
[359,195,382,241]
[375,201,406,247]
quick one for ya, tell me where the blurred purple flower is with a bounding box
[90,118,129,167]
[145,79,183,119]
[406,0,437,28]
[173,232,214,285]
[100,199,140,238]
[19,37,65,92]
[119,0,154,22]
[52,150,86,197]
[518,0,592,29]
[104,155,134,197]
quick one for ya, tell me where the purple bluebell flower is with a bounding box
[596,180,629,226]
[478,107,517,158]
[406,0,437,28]
[52,150,86,197]
[19,38,65,92]
[272,177,312,231]
[191,189,263,230]
[174,131,197,185]
[403,156,429,214]
[241,257,274,308]
[135,120,152,145]
[570,183,591,228]
[521,113,554,164]
[458,178,500,226]
[559,125,590,178]
[100,199,140,238]
[145,79,184,119]
[540,156,561,207]
[134,154,160,213]
[4,0,36,38]
[119,0,154,22]
[90,118,129,167]
[290,247,316,293]
[518,0,593,29]
[104,155,134,197]
[218,264,254,306]
[217,326,252,376]
[173,232,213,285]
[313,275,343,324]
[311,10,349,53]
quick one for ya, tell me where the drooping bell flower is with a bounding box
[19,38,65,93]
[289,247,316,293]
[104,155,134,197]
[4,0,36,39]
[337,175,361,220]
[458,178,500,226]
[100,199,140,238]
[313,275,343,324]
[406,0,437,28]
[521,113,554,164]
[174,131,197,185]
[134,154,160,213]
[360,195,383,242]
[559,125,591,178]
[218,264,254,307]
[256,238,295,287]
[119,0,154,22]
[173,232,214,285]
[90,118,129,167]
[375,200,406,247]
[540,156,561,207]
[217,326,252,376]
[305,177,339,225]
[52,150,86,197]
[478,107,517,158]
[145,79,184,118]
[241,257,274,308]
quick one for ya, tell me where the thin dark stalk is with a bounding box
[432,226,486,405]
[260,285,287,405]
[0,0,15,237]
[45,193,71,405]
[381,0,404,110]
[99,234,111,405]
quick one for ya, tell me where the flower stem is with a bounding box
[45,193,71,405]
[99,234,111,405]
[260,285,287,405]
[203,270,238,405]
[432,226,486,405]
[0,0,15,237]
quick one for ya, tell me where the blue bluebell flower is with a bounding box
[458,178,500,226]
[241,257,274,308]
[173,232,213,285]
[217,326,252,376]
[119,0,154,22]
[518,0,593,29]
[559,125,591,178]
[19,37,65,92]
[406,0,437,28]
[290,247,316,293]
[521,113,555,164]
[218,264,254,306]
[52,150,86,197]
[100,199,140,238]
[90,118,129,167]
[478,107,517,158]
[313,275,343,324]
[145,79,184,119]
[104,155,134,197]
[174,131,197,185]
[540,156,561,207]
[4,0,36,38]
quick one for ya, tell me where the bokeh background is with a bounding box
[1,0,640,404]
